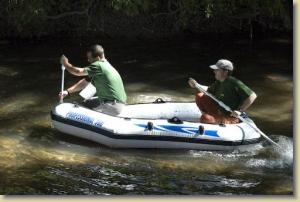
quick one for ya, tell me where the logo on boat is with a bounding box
[66,112,104,127]
[135,124,219,137]
[94,120,104,127]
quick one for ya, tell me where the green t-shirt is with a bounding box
[85,60,127,103]
[207,76,254,114]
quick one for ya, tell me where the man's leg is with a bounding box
[221,116,240,124]
[200,113,217,124]
[94,102,125,116]
[82,97,100,108]
[195,92,222,123]
[195,92,220,115]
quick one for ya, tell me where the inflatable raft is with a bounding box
[51,99,262,150]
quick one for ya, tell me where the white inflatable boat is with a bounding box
[51,98,262,150]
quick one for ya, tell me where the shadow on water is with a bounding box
[0,37,293,195]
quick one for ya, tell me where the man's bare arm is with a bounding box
[188,78,208,91]
[60,55,88,76]
[231,92,257,118]
[67,78,89,94]
[239,92,257,111]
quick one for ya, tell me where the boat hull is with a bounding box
[51,102,262,150]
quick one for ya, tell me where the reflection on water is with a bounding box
[0,38,293,195]
[0,134,293,195]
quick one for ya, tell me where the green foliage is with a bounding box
[0,0,292,39]
[111,0,156,16]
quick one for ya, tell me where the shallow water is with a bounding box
[0,37,293,195]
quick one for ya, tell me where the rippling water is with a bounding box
[0,37,293,195]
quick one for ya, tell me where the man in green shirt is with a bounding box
[59,44,127,116]
[188,59,257,124]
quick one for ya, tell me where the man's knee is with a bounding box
[195,92,205,105]
[200,114,216,124]
[195,92,205,100]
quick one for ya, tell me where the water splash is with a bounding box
[272,135,294,167]
[189,135,293,170]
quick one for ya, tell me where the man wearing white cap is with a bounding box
[188,59,257,124]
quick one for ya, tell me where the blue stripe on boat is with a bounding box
[135,124,219,137]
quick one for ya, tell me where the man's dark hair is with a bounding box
[87,44,104,58]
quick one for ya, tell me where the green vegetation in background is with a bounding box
[0,0,292,39]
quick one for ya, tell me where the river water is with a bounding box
[0,37,293,195]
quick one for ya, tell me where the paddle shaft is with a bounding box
[60,65,65,103]
[193,82,281,148]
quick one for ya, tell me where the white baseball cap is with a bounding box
[210,59,234,71]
